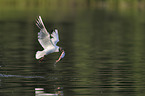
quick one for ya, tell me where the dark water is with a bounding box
[1,1,145,96]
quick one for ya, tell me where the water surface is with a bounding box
[1,1,145,96]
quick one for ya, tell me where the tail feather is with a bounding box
[36,51,46,59]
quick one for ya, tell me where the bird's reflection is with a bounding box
[35,87,63,96]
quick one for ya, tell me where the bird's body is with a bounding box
[36,45,58,59]
[35,16,65,62]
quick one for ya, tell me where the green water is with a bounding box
[1,0,145,96]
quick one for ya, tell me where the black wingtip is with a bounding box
[36,17,43,29]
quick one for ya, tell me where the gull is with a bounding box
[35,16,65,63]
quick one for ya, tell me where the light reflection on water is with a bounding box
[1,1,145,96]
[35,87,63,96]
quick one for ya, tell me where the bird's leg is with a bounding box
[39,57,44,63]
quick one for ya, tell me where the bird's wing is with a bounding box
[51,29,60,45]
[36,16,53,49]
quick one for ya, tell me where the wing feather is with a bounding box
[51,29,60,45]
[36,16,53,49]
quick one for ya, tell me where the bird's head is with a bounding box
[59,47,65,59]
[59,47,63,52]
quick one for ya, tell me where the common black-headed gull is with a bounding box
[35,16,65,63]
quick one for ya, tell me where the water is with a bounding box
[1,1,145,96]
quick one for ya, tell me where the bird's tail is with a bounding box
[36,51,46,59]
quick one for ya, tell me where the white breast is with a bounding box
[44,46,59,55]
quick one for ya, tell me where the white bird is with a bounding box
[35,16,65,63]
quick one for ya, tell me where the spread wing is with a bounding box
[51,29,59,45]
[36,16,53,49]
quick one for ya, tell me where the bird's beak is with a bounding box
[55,50,65,64]
[60,51,65,59]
